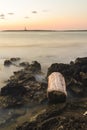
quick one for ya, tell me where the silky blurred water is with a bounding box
[0,31,87,130]
[0,31,87,87]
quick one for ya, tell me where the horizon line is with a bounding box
[1,29,87,32]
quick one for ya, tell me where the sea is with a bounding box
[0,31,87,129]
[0,31,87,88]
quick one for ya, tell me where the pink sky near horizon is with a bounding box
[0,0,87,30]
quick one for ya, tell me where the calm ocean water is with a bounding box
[0,31,87,63]
[0,31,87,87]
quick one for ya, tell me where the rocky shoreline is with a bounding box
[0,57,87,130]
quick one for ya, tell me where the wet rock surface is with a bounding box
[0,60,47,108]
[4,57,21,66]
[10,57,21,62]
[4,60,12,66]
[16,99,87,130]
[47,57,87,97]
[1,57,87,130]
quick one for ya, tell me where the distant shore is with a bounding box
[1,29,87,32]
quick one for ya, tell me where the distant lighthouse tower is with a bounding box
[24,27,27,31]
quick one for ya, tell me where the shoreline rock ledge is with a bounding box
[47,57,87,97]
[16,57,87,130]
[0,57,87,130]
[0,60,47,108]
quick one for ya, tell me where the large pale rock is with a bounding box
[47,72,67,103]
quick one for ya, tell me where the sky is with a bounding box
[0,0,87,30]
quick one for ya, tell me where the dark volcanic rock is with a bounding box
[19,62,29,67]
[1,57,87,129]
[47,57,87,97]
[0,96,23,108]
[2,57,87,108]
[1,83,26,96]
[47,63,71,78]
[19,61,41,72]
[10,57,21,62]
[67,79,83,96]
[16,103,66,130]
[48,91,66,103]
[4,60,12,66]
[75,57,87,65]
[16,100,87,130]
[0,61,47,108]
[4,57,21,66]
[16,115,87,130]
[30,61,41,72]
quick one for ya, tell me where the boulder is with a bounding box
[4,60,12,66]
[30,61,41,72]
[47,57,87,98]
[0,60,47,108]
[19,62,29,67]
[10,57,21,62]
[47,72,67,103]
[47,63,71,78]
[1,83,26,97]
[67,79,83,96]
[75,57,87,65]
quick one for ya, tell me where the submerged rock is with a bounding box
[30,61,41,72]
[10,57,21,62]
[4,57,21,67]
[19,62,29,67]
[4,60,12,66]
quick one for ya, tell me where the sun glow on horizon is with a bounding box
[0,0,87,30]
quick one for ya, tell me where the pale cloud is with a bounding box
[8,13,14,15]
[24,16,29,19]
[0,17,5,19]
[42,10,48,12]
[32,11,37,14]
[0,14,5,17]
[0,14,5,19]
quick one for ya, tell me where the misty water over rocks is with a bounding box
[0,31,87,130]
[0,31,87,88]
[0,56,87,130]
